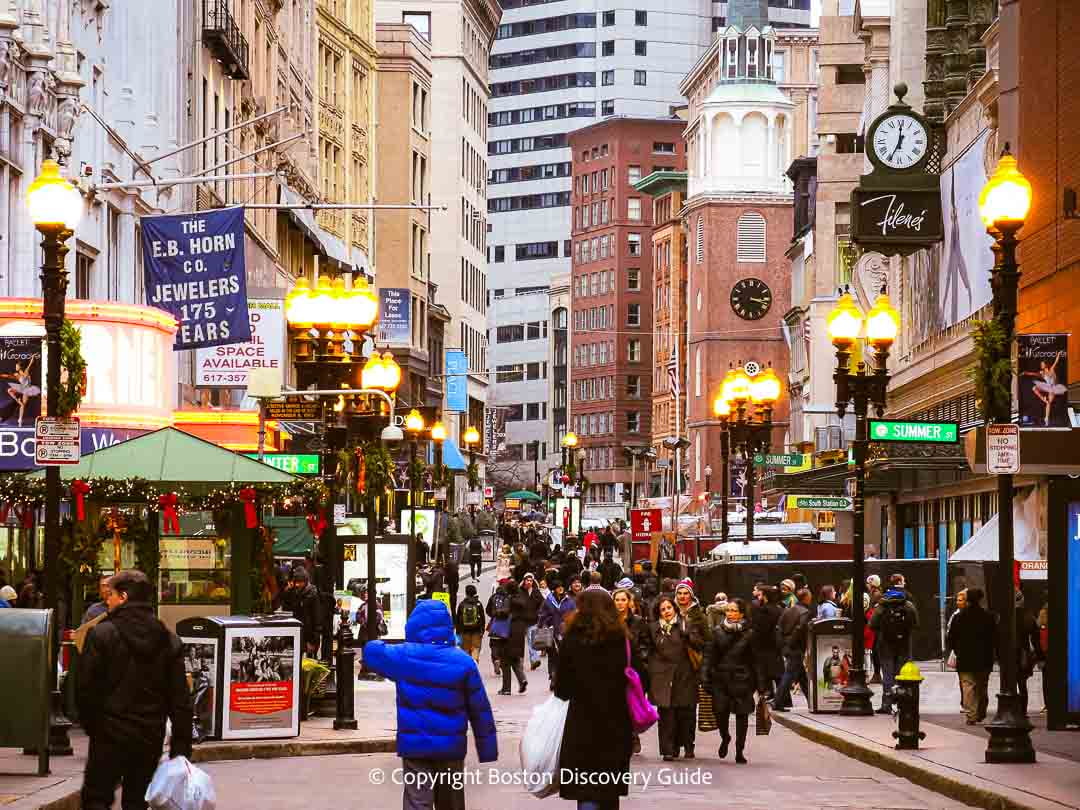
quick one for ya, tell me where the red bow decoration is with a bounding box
[356,453,366,495]
[0,502,10,525]
[158,493,180,534]
[306,508,327,538]
[239,487,258,529]
[71,480,91,521]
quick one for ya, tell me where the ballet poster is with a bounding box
[0,337,42,427]
[1017,334,1069,428]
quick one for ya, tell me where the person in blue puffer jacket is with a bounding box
[363,599,498,810]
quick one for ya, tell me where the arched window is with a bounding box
[736,211,766,262]
[696,216,704,264]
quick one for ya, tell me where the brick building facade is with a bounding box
[568,117,687,504]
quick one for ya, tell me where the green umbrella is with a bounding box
[505,490,542,501]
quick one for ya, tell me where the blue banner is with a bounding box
[1068,501,1080,713]
[142,207,251,350]
[445,350,467,412]
[377,288,411,346]
[0,426,148,471]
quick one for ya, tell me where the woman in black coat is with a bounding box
[614,587,649,755]
[646,596,700,761]
[498,582,530,695]
[703,597,757,764]
[555,590,633,809]
[750,586,783,698]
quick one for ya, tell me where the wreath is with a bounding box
[57,319,87,418]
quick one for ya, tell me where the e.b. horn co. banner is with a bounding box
[142,207,251,350]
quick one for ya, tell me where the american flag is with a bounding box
[667,350,679,400]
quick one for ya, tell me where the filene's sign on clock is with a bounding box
[851,189,944,245]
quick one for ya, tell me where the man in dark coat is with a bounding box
[773,588,812,711]
[441,554,460,613]
[77,570,192,810]
[598,549,624,592]
[946,587,996,724]
[869,578,920,713]
[749,586,784,698]
[497,582,531,694]
[282,567,322,655]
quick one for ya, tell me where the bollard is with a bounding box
[333,609,358,730]
[891,661,926,750]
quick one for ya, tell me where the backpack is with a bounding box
[880,601,911,646]
[469,537,483,555]
[491,591,511,620]
[460,599,483,631]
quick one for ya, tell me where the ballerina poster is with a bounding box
[1017,334,1070,428]
[0,337,42,427]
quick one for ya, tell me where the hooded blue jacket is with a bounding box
[363,599,498,762]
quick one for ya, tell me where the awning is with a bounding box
[267,515,316,557]
[443,439,467,471]
[950,488,1043,564]
[278,186,357,271]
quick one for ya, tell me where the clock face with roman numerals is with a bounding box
[730,277,772,320]
[870,113,929,170]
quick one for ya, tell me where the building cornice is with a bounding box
[681,191,793,214]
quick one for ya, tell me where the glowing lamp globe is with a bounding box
[380,353,402,392]
[712,394,731,419]
[827,291,864,348]
[865,292,901,349]
[431,421,447,442]
[405,408,425,434]
[330,277,349,330]
[285,278,314,329]
[728,369,752,403]
[751,366,782,405]
[562,431,579,449]
[360,353,386,390]
[978,148,1032,228]
[310,277,334,330]
[463,426,481,446]
[352,276,379,331]
[27,160,83,230]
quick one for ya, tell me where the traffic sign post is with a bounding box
[35,417,81,465]
[869,420,959,443]
[753,452,804,467]
[987,424,1020,474]
[786,494,853,511]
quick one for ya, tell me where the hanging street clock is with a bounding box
[850,83,944,257]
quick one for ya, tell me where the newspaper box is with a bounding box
[808,617,858,713]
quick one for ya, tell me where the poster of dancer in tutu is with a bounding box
[1017,334,1069,428]
[0,337,42,427]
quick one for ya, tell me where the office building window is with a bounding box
[602,40,614,56]
[628,165,641,185]
[634,40,646,56]
[634,70,646,86]
[627,197,641,220]
[627,375,641,398]
[402,11,431,40]
[603,10,615,25]
[628,233,641,256]
[627,269,640,290]
[773,51,786,82]
[653,141,675,154]
[627,412,640,432]
[627,303,641,326]
[602,99,614,116]
[602,70,615,85]
[635,10,647,25]
[628,339,641,362]
[493,245,505,262]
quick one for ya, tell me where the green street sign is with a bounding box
[753,452,804,467]
[244,453,321,475]
[787,495,853,511]
[868,420,959,443]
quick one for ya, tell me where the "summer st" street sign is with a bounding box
[868,420,959,443]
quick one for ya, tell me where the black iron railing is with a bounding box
[203,0,250,80]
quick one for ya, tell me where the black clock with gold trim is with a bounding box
[730,277,772,321]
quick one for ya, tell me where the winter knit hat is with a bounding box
[781,578,796,592]
[614,577,635,591]
[866,574,881,589]
[0,585,16,601]
[675,578,695,595]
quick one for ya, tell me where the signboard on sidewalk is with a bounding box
[195,298,285,387]
[142,207,251,350]
[630,508,662,540]
[753,452,804,467]
[869,420,959,443]
[265,400,322,420]
[34,417,80,465]
[987,424,1020,474]
[786,495,853,511]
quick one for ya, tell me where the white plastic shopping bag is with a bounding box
[518,695,569,799]
[145,755,217,810]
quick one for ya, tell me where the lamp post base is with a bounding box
[985,692,1036,763]
[838,669,875,716]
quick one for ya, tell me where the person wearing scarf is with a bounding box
[646,595,700,761]
[702,597,757,763]
[614,585,649,755]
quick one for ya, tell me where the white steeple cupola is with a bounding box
[692,0,794,197]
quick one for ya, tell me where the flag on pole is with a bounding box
[667,350,679,400]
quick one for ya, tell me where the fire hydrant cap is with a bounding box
[896,661,924,682]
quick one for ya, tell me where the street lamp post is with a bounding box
[405,408,426,612]
[561,431,578,540]
[28,159,83,757]
[723,366,781,548]
[431,421,446,561]
[463,425,480,519]
[978,145,1035,764]
[827,285,900,716]
[712,396,732,543]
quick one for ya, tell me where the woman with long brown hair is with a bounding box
[555,589,632,810]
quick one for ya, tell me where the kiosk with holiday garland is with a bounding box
[6,427,328,629]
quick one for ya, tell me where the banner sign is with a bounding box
[376,288,411,346]
[868,420,959,443]
[630,508,662,540]
[851,189,944,246]
[195,298,284,387]
[0,337,42,428]
[1017,334,1069,428]
[0,426,146,471]
[142,207,251,350]
[445,350,468,412]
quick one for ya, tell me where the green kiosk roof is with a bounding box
[29,427,298,488]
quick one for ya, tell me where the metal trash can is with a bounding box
[0,609,54,775]
[808,617,856,713]
[176,615,302,741]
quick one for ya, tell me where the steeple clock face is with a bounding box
[730,277,772,320]
[870,113,928,170]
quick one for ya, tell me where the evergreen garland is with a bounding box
[57,319,87,418]
[969,319,1012,422]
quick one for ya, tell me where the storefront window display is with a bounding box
[158,510,231,612]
